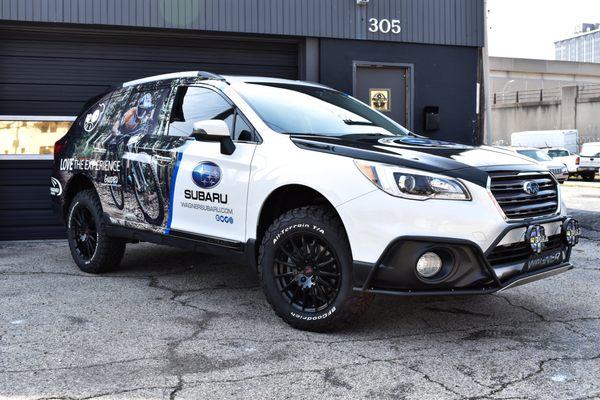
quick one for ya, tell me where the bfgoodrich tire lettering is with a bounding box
[258,206,372,332]
[67,189,126,274]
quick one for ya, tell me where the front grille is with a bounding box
[487,234,563,267]
[549,167,564,176]
[489,172,559,219]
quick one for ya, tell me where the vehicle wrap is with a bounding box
[53,78,201,234]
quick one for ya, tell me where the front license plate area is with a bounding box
[526,248,564,271]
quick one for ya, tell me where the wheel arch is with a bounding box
[63,173,97,219]
[253,184,349,268]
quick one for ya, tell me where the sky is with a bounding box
[487,0,600,60]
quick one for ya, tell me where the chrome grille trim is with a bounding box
[488,171,560,220]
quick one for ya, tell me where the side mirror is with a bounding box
[191,120,236,155]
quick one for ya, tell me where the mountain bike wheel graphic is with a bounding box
[109,181,125,210]
[132,159,164,226]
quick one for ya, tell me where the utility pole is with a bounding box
[481,0,493,145]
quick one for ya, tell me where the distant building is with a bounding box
[490,56,600,94]
[555,23,600,63]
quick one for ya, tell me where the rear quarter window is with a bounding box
[64,91,116,158]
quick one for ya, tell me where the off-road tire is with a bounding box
[258,206,373,332]
[67,189,126,274]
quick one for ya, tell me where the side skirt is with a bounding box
[105,223,257,268]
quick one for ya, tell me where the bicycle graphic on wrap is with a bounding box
[105,93,165,226]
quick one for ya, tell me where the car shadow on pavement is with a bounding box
[114,242,587,341]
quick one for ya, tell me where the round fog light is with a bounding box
[416,252,443,278]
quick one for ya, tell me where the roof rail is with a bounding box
[197,71,225,81]
[122,71,225,87]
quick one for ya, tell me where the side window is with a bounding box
[169,87,234,137]
[79,92,113,134]
[109,88,170,139]
[233,113,255,142]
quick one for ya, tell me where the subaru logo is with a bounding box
[523,181,540,195]
[526,225,548,254]
[192,162,222,189]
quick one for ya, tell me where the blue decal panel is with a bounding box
[165,142,190,234]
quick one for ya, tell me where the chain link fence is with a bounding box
[493,83,600,105]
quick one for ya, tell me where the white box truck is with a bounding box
[511,130,579,154]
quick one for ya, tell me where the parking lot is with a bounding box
[1,182,599,399]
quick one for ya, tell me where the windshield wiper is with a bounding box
[343,119,375,126]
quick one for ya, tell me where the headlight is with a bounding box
[354,160,471,201]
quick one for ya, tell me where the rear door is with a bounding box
[165,86,257,243]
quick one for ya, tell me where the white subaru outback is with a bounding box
[51,71,581,331]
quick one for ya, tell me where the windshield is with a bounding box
[235,82,410,137]
[517,149,553,161]
[547,150,569,158]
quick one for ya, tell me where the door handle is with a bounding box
[152,155,172,166]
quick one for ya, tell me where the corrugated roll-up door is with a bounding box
[0,26,299,240]
[0,26,299,116]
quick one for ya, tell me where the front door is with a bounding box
[165,86,256,243]
[354,63,410,128]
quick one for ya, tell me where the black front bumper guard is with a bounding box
[353,215,576,296]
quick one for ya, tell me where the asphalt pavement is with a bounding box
[0,182,599,399]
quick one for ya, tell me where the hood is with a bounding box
[290,135,545,188]
[537,160,567,169]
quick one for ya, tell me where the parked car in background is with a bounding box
[578,142,600,181]
[507,147,569,183]
[544,148,579,178]
[511,130,579,155]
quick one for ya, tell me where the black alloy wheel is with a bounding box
[70,203,98,261]
[258,206,373,332]
[67,190,126,273]
[274,233,341,313]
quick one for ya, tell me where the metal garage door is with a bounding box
[0,25,299,240]
[0,26,299,116]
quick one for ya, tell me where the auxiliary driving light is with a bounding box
[416,252,443,278]
[563,218,581,246]
[526,225,548,254]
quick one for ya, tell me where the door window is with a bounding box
[169,87,234,137]
[109,88,170,139]
[232,113,255,142]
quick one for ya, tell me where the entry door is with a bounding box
[354,64,410,128]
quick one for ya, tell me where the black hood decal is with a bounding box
[290,134,545,188]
